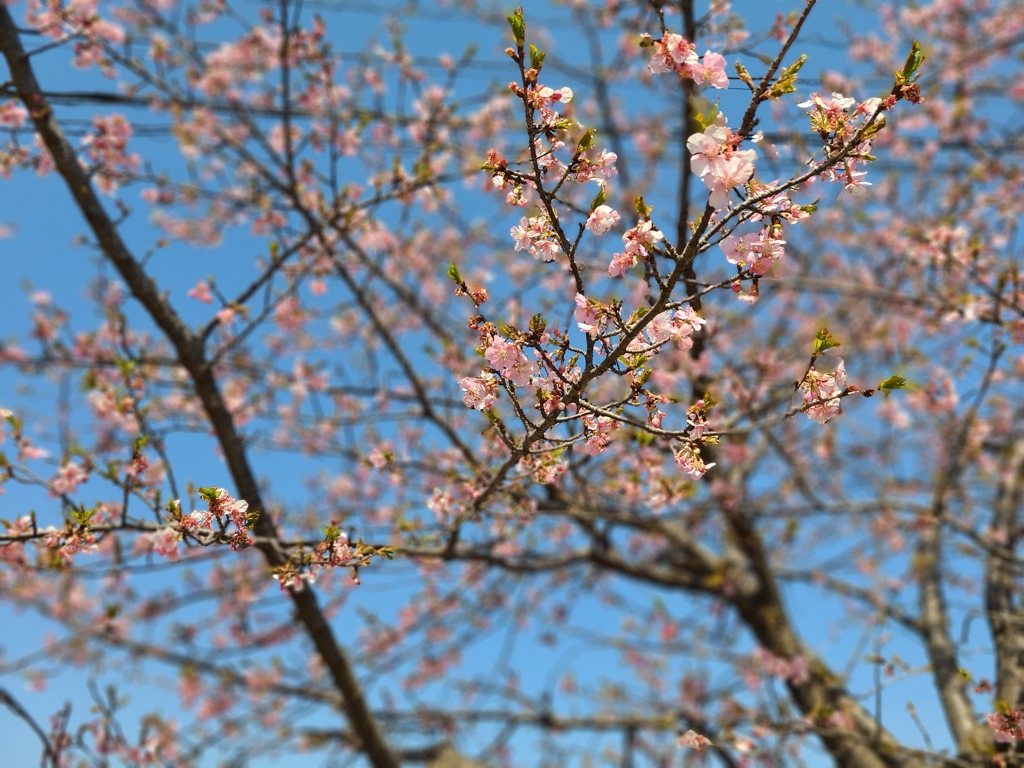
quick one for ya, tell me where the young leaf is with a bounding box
[506,7,525,46]
[877,375,907,396]
[734,61,755,91]
[766,54,807,99]
[529,44,545,71]
[898,40,925,83]
[447,261,463,284]
[576,128,596,153]
[813,327,840,355]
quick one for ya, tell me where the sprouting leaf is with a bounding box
[700,390,718,410]
[734,61,755,91]
[897,40,925,83]
[576,128,596,153]
[72,506,95,526]
[447,262,462,284]
[529,44,545,71]
[813,327,840,355]
[766,54,807,99]
[877,375,907,396]
[506,6,525,46]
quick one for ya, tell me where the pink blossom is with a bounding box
[510,215,560,261]
[482,337,537,386]
[582,413,618,455]
[678,729,713,750]
[691,51,729,89]
[484,336,517,369]
[188,280,213,303]
[532,238,561,262]
[575,149,619,183]
[706,155,756,207]
[208,488,249,529]
[721,227,785,275]
[648,33,697,75]
[50,461,89,496]
[755,648,810,684]
[149,527,181,562]
[503,353,538,387]
[459,373,499,411]
[798,91,857,124]
[81,114,139,194]
[535,86,573,105]
[800,360,847,424]
[607,250,638,278]
[574,293,605,336]
[987,710,1024,743]
[274,296,306,333]
[647,307,706,350]
[674,444,714,478]
[687,124,757,208]
[607,220,663,277]
[585,205,620,236]
[0,100,27,128]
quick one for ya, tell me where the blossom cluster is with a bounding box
[523,84,573,129]
[146,487,255,561]
[272,527,353,591]
[517,452,567,484]
[674,443,713,479]
[451,13,909,504]
[26,0,126,72]
[800,360,847,424]
[510,214,562,262]
[459,326,544,411]
[687,121,757,209]
[678,729,713,751]
[605,219,664,278]
[81,114,140,194]
[721,225,786,277]
[483,334,539,386]
[459,372,501,412]
[753,647,810,684]
[645,33,729,90]
[627,306,707,353]
[798,91,883,195]
[573,293,611,337]
[569,148,618,185]
[2,512,100,569]
[582,412,618,456]
[987,710,1024,744]
[47,523,99,567]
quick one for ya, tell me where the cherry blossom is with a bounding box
[678,729,713,750]
[460,373,500,411]
[585,204,620,236]
[49,461,89,496]
[987,710,1024,743]
[687,123,757,208]
[800,359,848,424]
